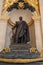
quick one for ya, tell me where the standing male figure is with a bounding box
[11,16,30,45]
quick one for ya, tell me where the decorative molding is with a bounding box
[18,2,24,8]
[0,58,43,63]
[2,0,39,14]
[3,48,10,53]
[25,0,39,15]
[30,47,37,53]
[2,0,19,14]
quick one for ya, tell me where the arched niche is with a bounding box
[5,9,36,48]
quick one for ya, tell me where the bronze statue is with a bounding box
[9,17,30,45]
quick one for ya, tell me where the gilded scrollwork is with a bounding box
[2,0,39,15]
[25,0,39,15]
[18,2,24,8]
[2,0,18,14]
[1,0,40,22]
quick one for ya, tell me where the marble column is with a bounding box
[0,0,9,51]
[32,12,43,52]
[0,0,5,51]
[0,13,9,51]
[39,0,43,47]
[0,21,7,51]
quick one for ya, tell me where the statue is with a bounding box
[11,16,30,45]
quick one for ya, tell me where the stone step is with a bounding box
[10,44,31,50]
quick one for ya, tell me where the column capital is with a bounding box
[0,15,9,21]
[0,11,10,21]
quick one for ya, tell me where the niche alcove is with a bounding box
[5,9,36,48]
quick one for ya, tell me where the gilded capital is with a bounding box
[0,15,9,21]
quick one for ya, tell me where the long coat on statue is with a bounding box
[11,21,30,44]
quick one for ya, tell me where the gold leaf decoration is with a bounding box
[2,0,39,14]
[2,0,18,14]
[18,2,24,8]
[25,0,39,14]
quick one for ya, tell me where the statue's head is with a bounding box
[19,16,22,21]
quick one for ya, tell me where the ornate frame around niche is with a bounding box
[2,0,39,14]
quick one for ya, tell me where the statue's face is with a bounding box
[19,17,22,21]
